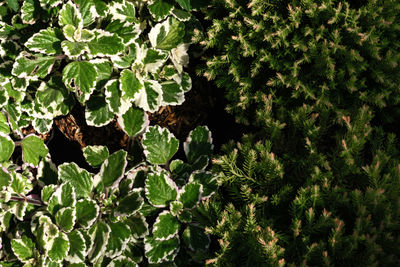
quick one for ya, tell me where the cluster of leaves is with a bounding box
[197,0,400,265]
[0,0,196,136]
[0,122,218,265]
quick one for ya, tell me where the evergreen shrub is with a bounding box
[198,0,400,265]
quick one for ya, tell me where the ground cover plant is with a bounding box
[0,0,220,266]
[198,0,400,265]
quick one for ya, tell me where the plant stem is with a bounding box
[10,196,44,206]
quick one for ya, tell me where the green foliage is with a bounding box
[0,0,199,134]
[199,0,400,265]
[0,125,217,265]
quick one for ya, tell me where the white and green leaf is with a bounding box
[178,181,202,209]
[145,169,178,208]
[134,79,163,113]
[85,94,114,127]
[55,206,76,233]
[61,40,88,58]
[117,106,148,137]
[74,0,98,27]
[0,134,14,162]
[105,221,131,258]
[21,134,49,167]
[76,198,99,229]
[66,230,87,263]
[189,171,218,199]
[62,61,97,103]
[83,145,109,168]
[48,232,70,263]
[120,69,142,101]
[105,79,131,115]
[47,182,76,215]
[11,236,35,263]
[148,17,185,50]
[148,0,174,21]
[126,214,149,239]
[87,30,124,57]
[152,211,180,240]
[115,188,144,217]
[161,81,185,106]
[21,0,38,25]
[12,52,55,79]
[105,20,141,45]
[184,125,213,166]
[142,125,179,165]
[88,221,111,263]
[59,1,83,29]
[108,0,136,23]
[25,28,63,55]
[58,162,93,198]
[97,149,127,188]
[144,235,179,264]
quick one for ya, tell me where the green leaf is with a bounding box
[58,162,93,198]
[55,207,76,232]
[184,126,213,167]
[183,225,210,251]
[105,79,131,115]
[0,134,14,162]
[32,118,53,134]
[12,52,55,79]
[62,61,97,103]
[143,48,169,73]
[10,171,33,195]
[145,169,178,208]
[125,215,149,239]
[83,145,109,167]
[62,24,76,41]
[105,20,141,45]
[91,58,113,89]
[6,0,19,11]
[11,236,35,263]
[25,28,63,55]
[85,94,114,127]
[74,0,97,27]
[0,113,9,134]
[61,40,88,58]
[175,0,191,11]
[21,135,49,167]
[135,80,163,113]
[177,209,192,223]
[148,17,185,50]
[76,198,99,229]
[88,221,111,263]
[120,69,142,101]
[105,221,131,258]
[21,0,41,25]
[66,230,87,263]
[9,201,29,220]
[189,171,218,199]
[41,184,56,204]
[0,22,14,39]
[169,200,183,216]
[118,106,148,137]
[115,188,144,217]
[142,126,179,165]
[153,211,180,240]
[98,150,127,188]
[48,232,70,263]
[37,157,58,185]
[161,81,185,106]
[47,182,76,215]
[107,256,138,267]
[87,31,124,57]
[144,235,179,264]
[171,7,191,21]
[148,0,174,21]
[109,0,136,23]
[178,181,202,209]
[59,1,82,29]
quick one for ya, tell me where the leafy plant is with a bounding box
[0,0,196,136]
[0,123,217,265]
